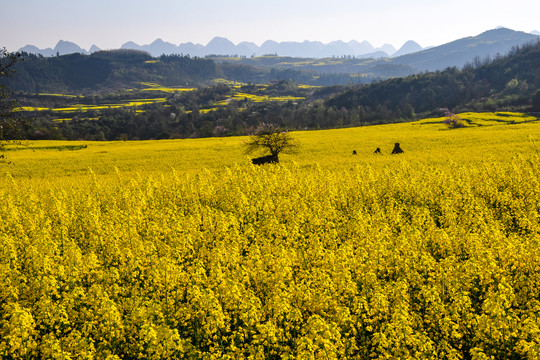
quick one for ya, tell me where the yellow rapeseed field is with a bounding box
[232,93,305,103]
[1,114,540,358]
[16,98,168,114]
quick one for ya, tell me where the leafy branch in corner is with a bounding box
[1,48,28,162]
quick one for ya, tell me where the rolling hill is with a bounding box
[216,28,539,75]
[326,39,540,117]
[389,27,539,71]
[14,28,539,81]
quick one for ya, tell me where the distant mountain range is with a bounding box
[388,28,539,71]
[12,28,540,86]
[18,40,102,57]
[18,28,540,63]
[19,37,409,58]
[207,28,540,76]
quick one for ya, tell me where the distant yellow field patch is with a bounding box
[139,81,196,93]
[15,106,50,111]
[269,95,306,102]
[16,98,167,113]
[232,92,305,102]
[213,78,247,86]
[142,87,196,93]
[120,98,167,106]
[297,84,321,89]
[462,111,538,124]
[52,105,120,112]
[414,111,538,127]
[214,99,230,106]
[38,93,79,98]
[199,108,218,114]
[312,59,344,66]
[144,60,160,64]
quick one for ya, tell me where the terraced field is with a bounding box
[15,81,309,123]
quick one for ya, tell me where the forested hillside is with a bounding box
[5,51,218,92]
[327,41,540,119]
[6,42,540,141]
[4,50,365,93]
[7,29,539,95]
[388,27,539,71]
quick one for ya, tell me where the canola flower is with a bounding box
[15,98,167,113]
[415,111,539,127]
[232,92,305,102]
[141,87,196,94]
[139,81,196,94]
[37,93,79,98]
[1,158,540,358]
[15,106,50,112]
[297,84,321,89]
[15,82,312,118]
[1,118,540,358]
[213,78,247,86]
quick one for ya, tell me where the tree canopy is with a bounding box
[244,123,297,159]
[1,48,27,161]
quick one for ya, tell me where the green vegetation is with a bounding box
[210,54,416,79]
[0,48,27,163]
[4,41,538,141]
[5,50,364,95]
[327,42,540,119]
[244,123,297,162]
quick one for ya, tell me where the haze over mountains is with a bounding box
[18,28,540,61]
[208,28,540,75]
[18,40,102,57]
[15,28,540,78]
[19,37,405,58]
[387,28,539,71]
[120,37,403,58]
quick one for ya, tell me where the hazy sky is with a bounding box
[2,0,539,51]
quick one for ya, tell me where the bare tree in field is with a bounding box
[244,123,297,164]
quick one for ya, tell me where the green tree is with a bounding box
[244,123,297,163]
[1,48,26,162]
